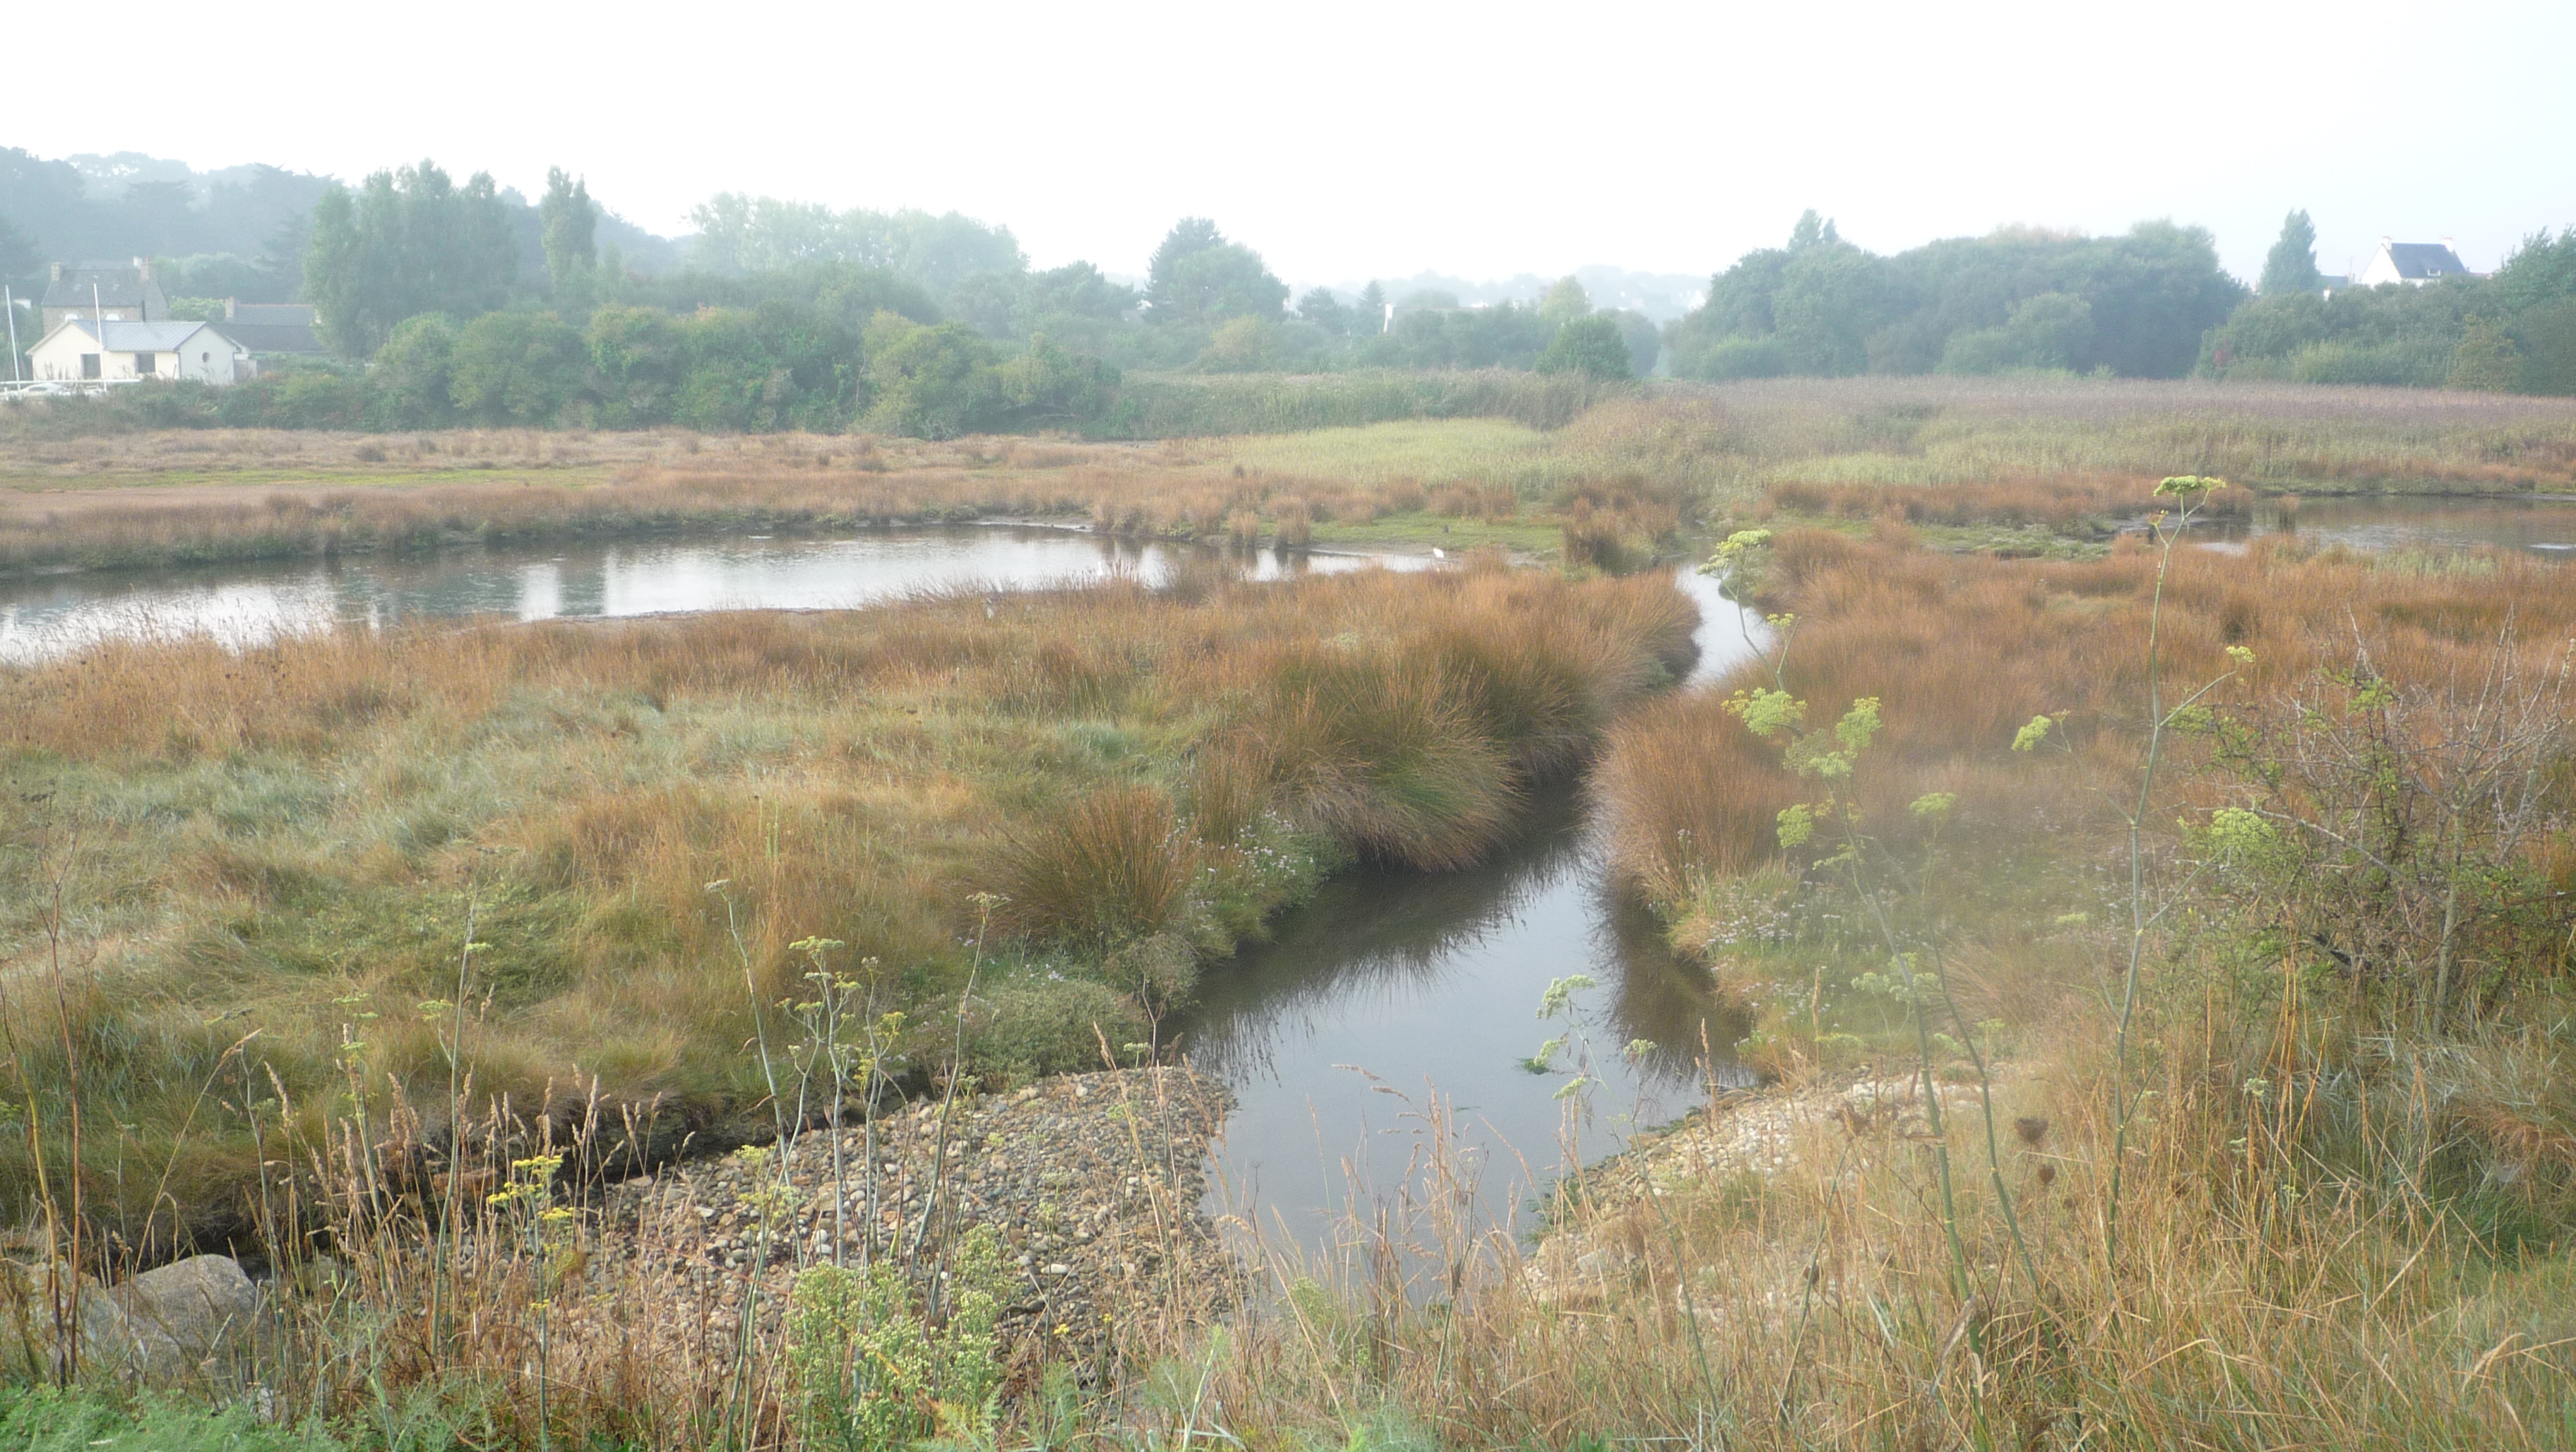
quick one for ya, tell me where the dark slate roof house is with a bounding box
[40,259,169,332]
[2357,239,2472,287]
[217,300,326,357]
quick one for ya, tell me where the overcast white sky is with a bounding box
[15,0,2574,287]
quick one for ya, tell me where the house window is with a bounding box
[135,352,157,374]
[80,354,101,379]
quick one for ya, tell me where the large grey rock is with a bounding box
[2,1254,260,1381]
[119,1254,261,1368]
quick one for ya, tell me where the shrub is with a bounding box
[449,311,587,424]
[965,977,1145,1080]
[787,1227,1010,1450]
[1537,316,1635,379]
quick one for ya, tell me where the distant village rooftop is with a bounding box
[2356,238,2474,287]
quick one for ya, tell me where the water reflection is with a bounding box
[2204,492,2576,558]
[0,526,1423,662]
[1181,565,1769,1256]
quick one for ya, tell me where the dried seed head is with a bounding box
[2035,1163,2056,1187]
[2013,1116,2050,1147]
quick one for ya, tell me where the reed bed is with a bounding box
[1598,527,2576,908]
[0,564,1694,1251]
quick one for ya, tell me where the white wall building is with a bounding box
[2355,239,2472,287]
[28,318,255,384]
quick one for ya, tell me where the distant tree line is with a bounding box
[1662,210,2248,381]
[259,174,1645,435]
[20,143,2569,427]
[2200,211,2576,393]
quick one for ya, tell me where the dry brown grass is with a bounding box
[1599,528,2576,906]
[1154,996,2576,1450]
[0,564,1695,1248]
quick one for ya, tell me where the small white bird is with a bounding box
[1431,547,1447,560]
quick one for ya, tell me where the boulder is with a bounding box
[2,1254,259,1381]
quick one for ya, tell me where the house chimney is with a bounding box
[51,262,64,282]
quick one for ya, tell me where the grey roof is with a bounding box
[49,319,237,352]
[217,321,324,354]
[2383,243,2468,280]
[43,266,154,309]
[225,302,317,324]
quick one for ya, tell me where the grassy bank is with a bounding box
[0,563,1696,1251]
[1272,501,2576,1448]
[10,378,2570,578]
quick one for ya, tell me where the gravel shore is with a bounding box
[591,1067,1236,1363]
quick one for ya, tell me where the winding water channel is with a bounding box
[7,496,2570,1254]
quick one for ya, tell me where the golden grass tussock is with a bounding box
[1599,525,2576,909]
[0,564,1695,1241]
[992,785,1197,945]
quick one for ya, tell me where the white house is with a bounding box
[28,317,255,384]
[2355,238,2472,287]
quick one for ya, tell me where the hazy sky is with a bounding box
[17,0,2573,287]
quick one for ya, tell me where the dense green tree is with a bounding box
[1368,302,1550,369]
[1193,316,1284,371]
[585,304,686,426]
[539,167,598,311]
[862,312,1003,438]
[686,194,1021,297]
[668,308,788,432]
[950,261,1138,350]
[2083,221,2246,377]
[1536,315,1633,379]
[2202,274,2472,385]
[2517,302,2576,395]
[1538,276,1591,326]
[1606,309,1661,376]
[2448,316,2520,391]
[448,310,585,424]
[1145,219,1285,326]
[1356,281,1388,333]
[1771,242,1898,376]
[305,160,518,357]
[0,212,37,290]
[2489,228,2576,316]
[2259,210,2322,297]
[1940,291,2094,374]
[370,314,458,427]
[996,334,1119,424]
[1787,209,1840,251]
[1297,287,1351,335]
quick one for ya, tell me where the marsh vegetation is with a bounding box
[1,378,2573,1448]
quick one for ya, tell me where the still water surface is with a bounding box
[2208,492,2576,557]
[1179,567,1767,1256]
[0,525,1417,662]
